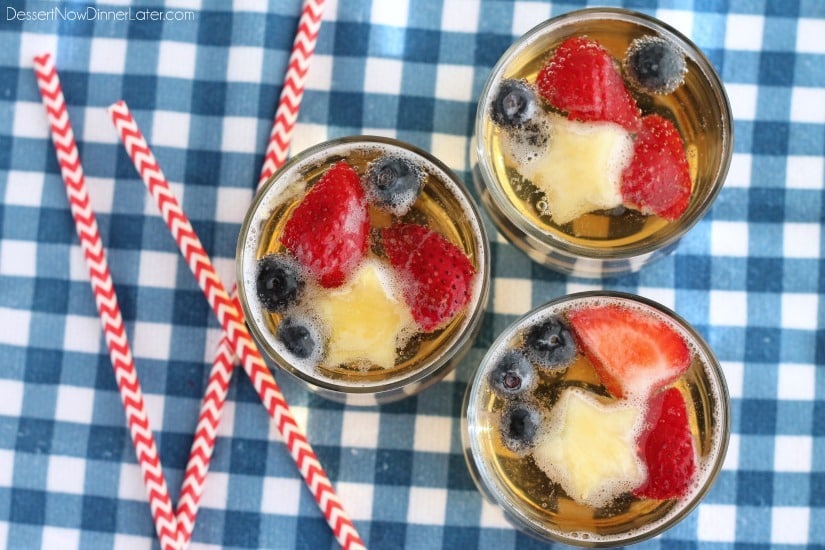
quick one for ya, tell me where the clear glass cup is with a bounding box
[237,136,490,405]
[472,8,733,278]
[462,291,729,546]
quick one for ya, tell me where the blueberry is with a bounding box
[490,79,537,127]
[276,317,319,359]
[524,316,576,369]
[499,402,540,453]
[365,155,423,215]
[624,36,686,95]
[256,254,304,312]
[488,350,535,397]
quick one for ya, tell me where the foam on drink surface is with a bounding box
[473,295,726,543]
[479,25,714,249]
[241,141,486,390]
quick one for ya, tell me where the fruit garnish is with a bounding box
[634,387,697,500]
[499,401,541,453]
[256,253,305,313]
[623,35,686,95]
[488,350,535,397]
[536,36,641,132]
[567,304,692,399]
[277,316,321,360]
[281,161,369,288]
[314,259,413,370]
[532,388,645,507]
[621,114,692,221]
[510,113,632,225]
[523,316,577,369]
[490,79,538,127]
[364,155,424,216]
[382,223,475,332]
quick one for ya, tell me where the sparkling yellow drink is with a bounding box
[237,137,489,405]
[473,8,732,277]
[462,292,729,546]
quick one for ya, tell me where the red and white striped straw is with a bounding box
[108,100,366,550]
[173,343,231,546]
[258,0,325,186]
[174,0,325,545]
[32,53,180,550]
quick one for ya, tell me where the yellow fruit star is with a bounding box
[314,259,413,369]
[532,388,645,508]
[505,114,632,225]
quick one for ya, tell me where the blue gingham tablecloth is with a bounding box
[1,0,823,548]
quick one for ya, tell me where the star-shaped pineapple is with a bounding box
[505,113,632,225]
[315,259,413,369]
[532,388,645,508]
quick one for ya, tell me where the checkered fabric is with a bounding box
[1,0,823,548]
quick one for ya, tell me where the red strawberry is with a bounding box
[567,304,691,399]
[281,161,369,288]
[536,36,641,132]
[382,223,475,332]
[635,387,697,500]
[621,114,692,221]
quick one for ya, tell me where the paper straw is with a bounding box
[33,53,180,550]
[174,0,325,545]
[109,101,366,550]
[258,0,325,186]
[173,345,232,545]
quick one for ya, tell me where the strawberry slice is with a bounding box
[281,161,369,288]
[635,387,697,500]
[382,223,475,332]
[536,36,641,132]
[567,304,691,399]
[621,114,692,221]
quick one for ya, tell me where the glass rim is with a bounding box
[236,135,491,397]
[464,290,731,546]
[474,6,734,262]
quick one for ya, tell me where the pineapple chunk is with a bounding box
[532,388,645,508]
[315,259,413,369]
[520,116,632,225]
